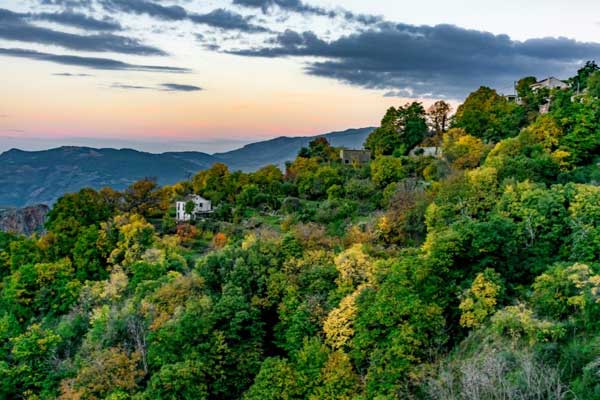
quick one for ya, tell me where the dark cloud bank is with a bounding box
[35,11,122,31]
[0,48,188,72]
[227,24,600,98]
[99,0,268,33]
[0,7,162,55]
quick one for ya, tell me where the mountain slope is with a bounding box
[0,127,374,207]
[0,147,218,207]
[214,127,374,171]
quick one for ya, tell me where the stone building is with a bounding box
[339,149,372,165]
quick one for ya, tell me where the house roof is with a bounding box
[179,194,209,202]
[530,77,569,88]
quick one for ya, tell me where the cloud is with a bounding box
[99,0,187,21]
[0,8,22,21]
[40,0,88,7]
[383,89,415,98]
[111,83,154,90]
[34,11,122,31]
[0,47,189,72]
[111,82,202,91]
[227,25,600,98]
[0,8,164,55]
[52,72,93,76]
[231,0,382,24]
[98,0,267,32]
[189,9,267,33]
[231,0,332,17]
[161,83,202,91]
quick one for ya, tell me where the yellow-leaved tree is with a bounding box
[459,269,504,328]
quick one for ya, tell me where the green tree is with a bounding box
[9,324,61,397]
[370,156,407,188]
[442,128,487,170]
[145,360,209,399]
[587,70,600,98]
[573,60,599,90]
[192,163,233,203]
[453,86,524,142]
[459,269,504,328]
[243,357,302,400]
[365,103,428,156]
[45,188,114,257]
[185,200,196,216]
[516,76,538,99]
[123,178,162,217]
[72,225,109,281]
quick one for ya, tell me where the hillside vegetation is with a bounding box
[1,63,600,399]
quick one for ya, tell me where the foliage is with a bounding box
[365,102,428,156]
[459,269,504,328]
[428,100,452,135]
[3,63,600,399]
[453,86,525,142]
[442,128,487,170]
[370,156,408,188]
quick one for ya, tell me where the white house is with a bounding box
[409,146,443,158]
[529,77,570,114]
[176,195,212,222]
[530,77,569,91]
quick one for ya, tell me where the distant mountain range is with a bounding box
[0,127,374,207]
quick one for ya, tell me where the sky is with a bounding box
[1,0,600,153]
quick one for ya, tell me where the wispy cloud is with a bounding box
[98,0,268,32]
[33,11,122,32]
[111,82,202,92]
[0,48,189,72]
[161,83,202,92]
[111,83,154,90]
[0,8,163,55]
[231,0,382,24]
[233,0,326,15]
[52,72,93,77]
[189,9,268,33]
[39,0,87,8]
[383,89,415,98]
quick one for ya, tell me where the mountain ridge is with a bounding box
[0,127,374,207]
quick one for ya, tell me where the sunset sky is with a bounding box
[2,0,600,153]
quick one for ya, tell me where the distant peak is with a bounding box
[3,148,25,154]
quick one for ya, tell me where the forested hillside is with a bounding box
[1,63,600,399]
[0,128,373,207]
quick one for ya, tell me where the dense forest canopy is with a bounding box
[1,63,600,399]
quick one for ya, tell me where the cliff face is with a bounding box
[0,205,49,235]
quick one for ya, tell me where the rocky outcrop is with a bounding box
[0,205,49,235]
